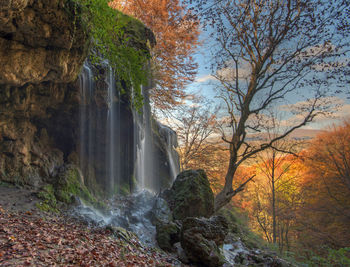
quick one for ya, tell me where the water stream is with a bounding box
[77,61,180,246]
[158,123,180,181]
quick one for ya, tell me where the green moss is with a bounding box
[156,221,180,251]
[55,166,108,212]
[37,185,59,213]
[36,202,59,213]
[69,0,152,110]
[56,167,95,204]
[116,183,130,196]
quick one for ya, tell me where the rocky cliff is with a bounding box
[0,0,90,188]
[0,0,178,197]
[0,0,89,86]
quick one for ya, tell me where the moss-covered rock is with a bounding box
[180,216,228,267]
[163,169,214,220]
[55,164,106,210]
[36,184,59,213]
[156,221,181,252]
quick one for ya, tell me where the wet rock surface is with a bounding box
[222,239,293,267]
[0,82,79,187]
[0,0,88,187]
[73,190,173,247]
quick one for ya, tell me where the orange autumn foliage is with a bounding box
[298,122,350,250]
[110,0,200,109]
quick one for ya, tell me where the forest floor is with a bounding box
[0,184,183,266]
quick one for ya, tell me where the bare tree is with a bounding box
[189,0,350,211]
[167,96,219,170]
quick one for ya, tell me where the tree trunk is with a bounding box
[214,158,237,212]
[272,152,277,244]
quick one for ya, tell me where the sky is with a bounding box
[183,19,350,131]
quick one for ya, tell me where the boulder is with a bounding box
[156,221,181,252]
[163,169,214,220]
[174,242,190,264]
[180,216,228,267]
[151,197,173,225]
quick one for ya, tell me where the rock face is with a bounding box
[180,216,228,267]
[0,0,89,86]
[0,0,89,187]
[163,169,214,220]
[0,82,79,187]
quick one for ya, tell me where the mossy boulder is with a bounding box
[36,184,59,213]
[55,165,97,206]
[162,169,214,220]
[180,216,228,267]
[156,221,181,252]
[116,11,156,51]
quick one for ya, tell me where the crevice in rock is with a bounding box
[0,32,14,40]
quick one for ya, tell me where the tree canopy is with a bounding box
[189,0,350,211]
[110,0,200,109]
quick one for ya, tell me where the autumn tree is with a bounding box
[253,146,302,251]
[297,121,350,251]
[110,0,200,109]
[190,0,350,211]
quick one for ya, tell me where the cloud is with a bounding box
[216,65,251,80]
[279,96,343,113]
[278,97,349,129]
[195,74,216,83]
[195,60,251,83]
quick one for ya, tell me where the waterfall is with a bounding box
[79,63,94,187]
[106,65,120,195]
[134,86,158,193]
[166,131,180,180]
[79,61,180,196]
[79,62,121,194]
[76,61,181,245]
[158,123,180,180]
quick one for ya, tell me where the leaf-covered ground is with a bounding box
[0,205,179,266]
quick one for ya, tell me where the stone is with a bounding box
[163,169,214,220]
[174,242,190,264]
[156,221,181,252]
[150,197,173,225]
[0,0,90,86]
[105,225,137,242]
[180,216,228,267]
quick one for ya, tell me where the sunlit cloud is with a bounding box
[195,74,216,83]
[216,67,250,80]
[278,97,348,129]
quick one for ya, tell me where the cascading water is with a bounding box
[158,123,180,180]
[106,64,121,194]
[79,63,94,187]
[134,85,159,193]
[79,62,122,194]
[77,61,181,245]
